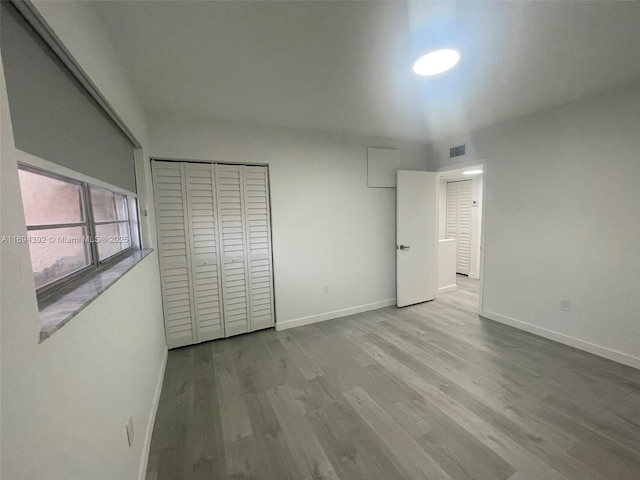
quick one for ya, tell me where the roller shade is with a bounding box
[0,1,136,192]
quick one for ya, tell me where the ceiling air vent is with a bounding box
[449,144,466,158]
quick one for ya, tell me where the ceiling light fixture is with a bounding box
[413,49,460,76]
[462,169,483,175]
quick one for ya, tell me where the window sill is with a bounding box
[38,249,153,342]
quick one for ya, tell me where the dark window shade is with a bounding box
[1,2,136,193]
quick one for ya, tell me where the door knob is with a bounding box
[398,245,411,251]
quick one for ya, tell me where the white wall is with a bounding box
[149,114,431,327]
[1,3,167,478]
[430,81,640,369]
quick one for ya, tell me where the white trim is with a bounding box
[478,159,487,313]
[438,285,457,294]
[137,348,168,480]
[275,299,396,331]
[15,148,137,197]
[151,156,270,168]
[481,309,640,371]
[436,157,487,172]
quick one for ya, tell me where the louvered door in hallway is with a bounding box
[152,160,275,349]
[446,179,472,275]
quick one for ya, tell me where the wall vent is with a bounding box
[449,144,466,158]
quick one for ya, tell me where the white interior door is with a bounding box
[396,170,438,307]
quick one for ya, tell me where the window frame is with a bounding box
[18,163,139,307]
[89,185,135,263]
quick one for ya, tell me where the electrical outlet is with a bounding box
[559,298,571,312]
[126,416,134,447]
[322,285,330,295]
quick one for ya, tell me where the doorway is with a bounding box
[436,163,484,313]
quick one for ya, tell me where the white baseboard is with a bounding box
[438,284,457,294]
[481,309,640,371]
[138,348,168,480]
[276,299,396,331]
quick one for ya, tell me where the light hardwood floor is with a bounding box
[146,276,640,480]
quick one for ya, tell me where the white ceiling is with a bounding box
[93,1,640,142]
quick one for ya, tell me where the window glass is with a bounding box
[115,194,129,221]
[27,226,91,288]
[96,222,131,261]
[18,165,138,297]
[18,169,84,225]
[90,187,122,222]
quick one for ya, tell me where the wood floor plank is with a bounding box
[344,386,454,480]
[568,436,640,480]
[192,343,227,480]
[416,417,516,480]
[152,349,195,480]
[232,336,301,479]
[146,275,640,480]
[278,331,325,381]
[304,376,409,480]
[225,434,272,480]
[212,347,253,443]
[267,384,339,480]
[377,322,579,452]
[344,330,570,480]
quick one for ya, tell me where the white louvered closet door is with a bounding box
[154,161,275,347]
[185,163,225,342]
[152,161,196,349]
[243,166,275,331]
[446,183,459,242]
[446,180,472,275]
[456,180,472,274]
[215,164,252,337]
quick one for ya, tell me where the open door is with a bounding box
[396,170,438,307]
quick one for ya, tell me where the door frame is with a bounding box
[435,157,487,315]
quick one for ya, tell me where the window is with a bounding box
[90,187,133,260]
[17,164,139,303]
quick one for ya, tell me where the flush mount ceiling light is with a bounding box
[413,49,460,76]
[462,169,483,175]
